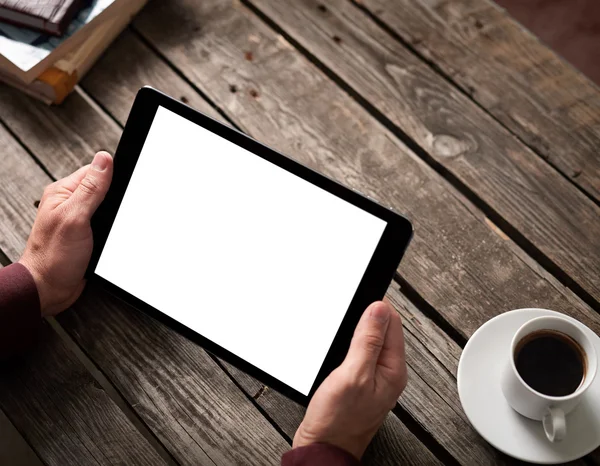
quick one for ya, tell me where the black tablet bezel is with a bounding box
[87,87,413,406]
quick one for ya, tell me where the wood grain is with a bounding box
[222,362,445,466]
[78,32,450,465]
[0,2,598,463]
[224,284,510,465]
[60,286,290,466]
[0,128,168,466]
[0,321,167,466]
[352,0,600,203]
[131,0,600,336]
[1,3,596,462]
[246,0,600,310]
[80,31,224,125]
[0,94,294,465]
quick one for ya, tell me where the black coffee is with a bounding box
[515,330,586,397]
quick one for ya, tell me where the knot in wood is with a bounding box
[431,134,470,158]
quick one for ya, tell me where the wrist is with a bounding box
[18,256,48,317]
[293,423,363,460]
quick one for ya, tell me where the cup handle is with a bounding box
[543,407,566,442]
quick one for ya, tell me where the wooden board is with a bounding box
[0,142,166,465]
[60,286,290,466]
[245,0,600,310]
[0,90,296,465]
[78,33,458,463]
[0,2,596,462]
[351,0,600,203]
[79,31,224,125]
[223,283,513,465]
[83,9,600,462]
[0,33,443,465]
[131,0,600,337]
[0,320,166,466]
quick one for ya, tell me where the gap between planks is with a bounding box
[239,0,600,315]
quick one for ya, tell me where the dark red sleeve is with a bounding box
[281,444,360,466]
[0,263,41,360]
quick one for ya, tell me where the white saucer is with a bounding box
[457,308,600,464]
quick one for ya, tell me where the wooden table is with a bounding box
[1,0,599,464]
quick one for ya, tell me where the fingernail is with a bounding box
[370,302,390,323]
[91,152,108,172]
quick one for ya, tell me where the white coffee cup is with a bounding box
[501,315,597,442]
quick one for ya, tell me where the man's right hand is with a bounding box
[293,300,408,460]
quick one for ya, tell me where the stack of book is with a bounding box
[0,0,148,104]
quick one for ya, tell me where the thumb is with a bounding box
[343,301,391,376]
[70,151,113,217]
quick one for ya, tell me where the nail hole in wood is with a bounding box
[245,51,254,61]
[318,4,327,12]
[475,19,483,29]
[249,89,259,98]
[333,35,342,44]
[180,96,189,104]
[34,200,40,208]
[229,84,238,93]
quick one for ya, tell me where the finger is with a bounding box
[68,151,113,217]
[377,310,407,388]
[344,301,392,376]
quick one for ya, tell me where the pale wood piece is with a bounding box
[246,0,600,309]
[354,0,600,203]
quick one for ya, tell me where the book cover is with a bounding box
[0,0,147,104]
[0,1,89,36]
[0,0,124,83]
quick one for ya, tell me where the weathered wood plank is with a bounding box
[246,0,600,309]
[80,31,223,124]
[3,3,596,462]
[352,0,600,203]
[131,0,600,336]
[79,26,600,463]
[77,32,450,465]
[0,321,167,466]
[224,284,511,465]
[60,286,290,466]
[0,129,168,466]
[0,88,291,465]
[2,7,596,466]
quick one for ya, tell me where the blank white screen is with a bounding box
[96,106,387,395]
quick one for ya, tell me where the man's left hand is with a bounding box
[19,151,113,317]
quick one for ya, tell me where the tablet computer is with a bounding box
[87,87,413,406]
